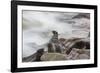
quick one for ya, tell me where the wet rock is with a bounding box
[22,48,44,62]
[35,48,44,61]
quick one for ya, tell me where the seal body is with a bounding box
[48,31,62,53]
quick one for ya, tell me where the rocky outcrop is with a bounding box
[59,37,90,54]
[23,31,90,62]
[64,48,90,60]
[22,48,44,62]
[40,48,90,61]
[41,31,90,61]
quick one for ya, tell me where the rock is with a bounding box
[78,54,89,59]
[66,48,90,60]
[22,48,44,62]
[41,53,67,61]
[72,13,90,19]
[22,53,37,62]
[35,48,44,61]
[59,38,66,43]
[66,48,79,60]
[61,37,90,54]
[83,49,90,56]
[76,49,90,56]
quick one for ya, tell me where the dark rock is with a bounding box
[22,48,44,62]
[72,13,90,19]
[35,48,44,61]
[22,53,37,62]
[66,40,90,54]
[59,37,90,54]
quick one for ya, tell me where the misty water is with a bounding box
[22,11,90,58]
